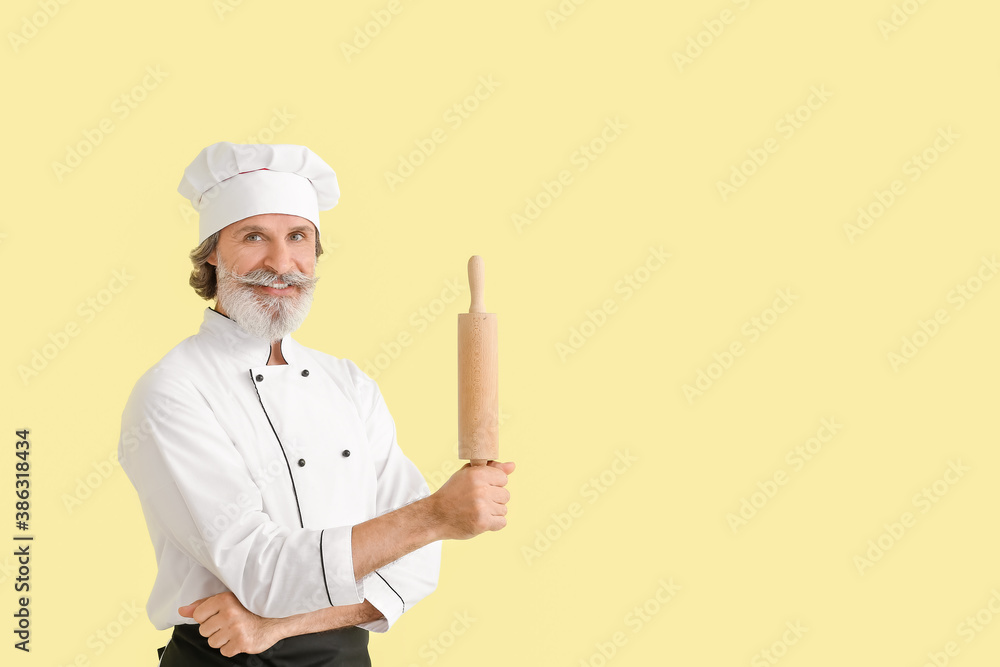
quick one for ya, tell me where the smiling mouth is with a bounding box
[257,282,297,293]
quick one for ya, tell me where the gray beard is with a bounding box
[214,255,318,342]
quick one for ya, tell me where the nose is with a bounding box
[263,239,295,276]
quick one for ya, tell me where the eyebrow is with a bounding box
[231,223,314,237]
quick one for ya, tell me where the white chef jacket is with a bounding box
[118,307,441,632]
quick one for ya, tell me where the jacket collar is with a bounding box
[198,307,299,367]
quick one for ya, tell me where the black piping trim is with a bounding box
[248,369,305,528]
[319,529,334,606]
[375,570,405,612]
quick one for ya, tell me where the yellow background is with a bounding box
[2,0,998,665]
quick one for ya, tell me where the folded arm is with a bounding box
[179,593,383,657]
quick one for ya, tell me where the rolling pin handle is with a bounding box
[468,255,486,313]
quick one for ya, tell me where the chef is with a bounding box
[118,141,514,665]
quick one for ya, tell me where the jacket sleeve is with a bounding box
[118,368,364,619]
[347,361,442,632]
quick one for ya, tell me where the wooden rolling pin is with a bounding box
[458,255,499,466]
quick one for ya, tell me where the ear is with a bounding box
[206,248,218,267]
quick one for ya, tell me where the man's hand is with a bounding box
[179,592,280,657]
[430,461,515,540]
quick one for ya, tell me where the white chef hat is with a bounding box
[177,141,340,243]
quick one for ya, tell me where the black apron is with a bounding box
[157,622,371,666]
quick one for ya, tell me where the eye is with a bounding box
[290,232,305,241]
[245,233,262,241]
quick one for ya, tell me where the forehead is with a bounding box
[223,213,316,238]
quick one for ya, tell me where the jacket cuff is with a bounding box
[357,571,404,633]
[319,526,364,605]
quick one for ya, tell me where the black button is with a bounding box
[301,369,310,377]
[255,374,263,382]
[298,458,306,467]
[342,450,351,458]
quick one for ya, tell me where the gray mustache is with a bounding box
[233,268,318,288]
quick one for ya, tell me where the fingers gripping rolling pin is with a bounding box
[458,255,499,467]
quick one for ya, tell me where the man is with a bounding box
[118,142,514,665]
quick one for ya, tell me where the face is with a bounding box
[208,213,320,341]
